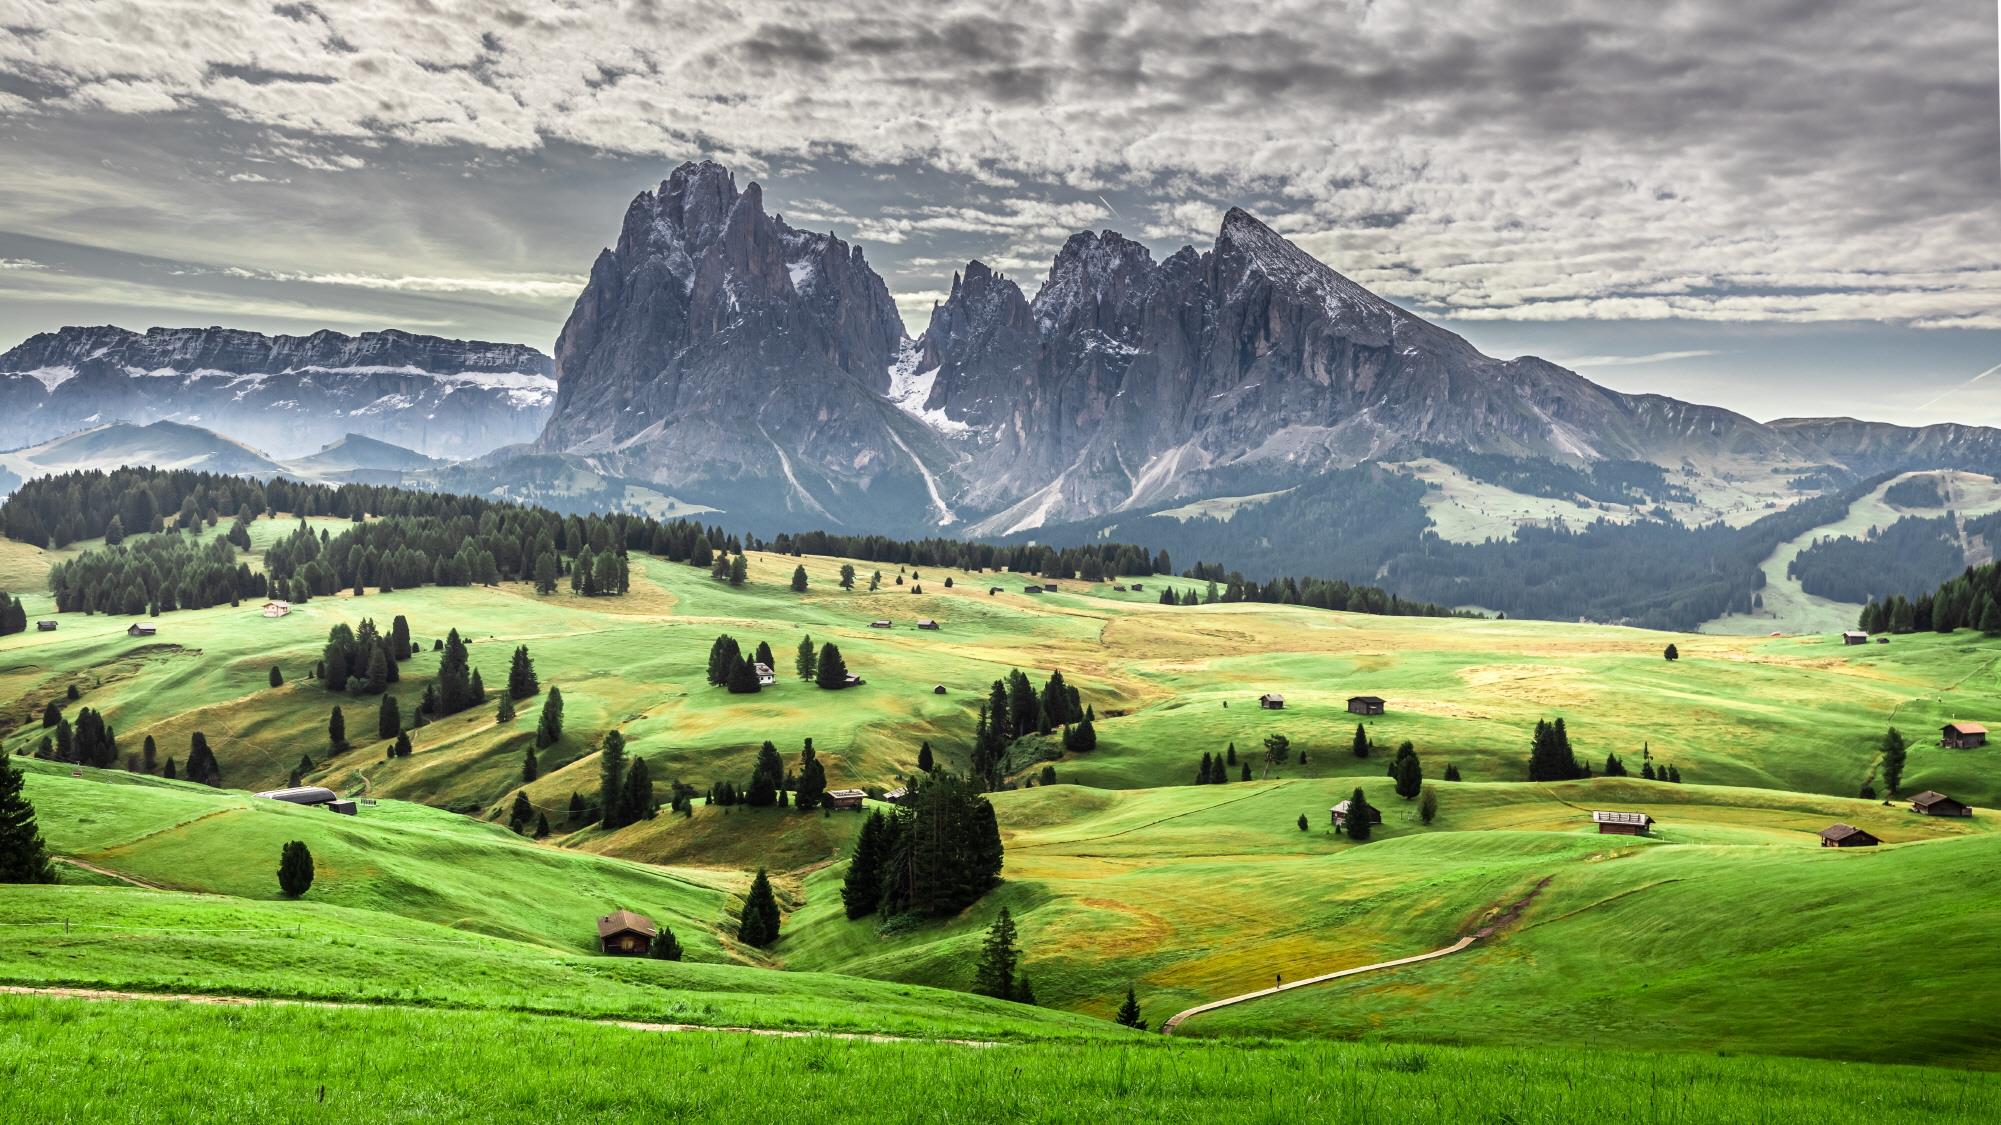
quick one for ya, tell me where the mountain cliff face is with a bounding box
[0,326,552,459]
[537,160,946,527]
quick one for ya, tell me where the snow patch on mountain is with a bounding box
[885,343,971,435]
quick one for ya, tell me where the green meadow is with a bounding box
[4,513,2001,1103]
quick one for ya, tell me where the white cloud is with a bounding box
[1551,350,1721,368]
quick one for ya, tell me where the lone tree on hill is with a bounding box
[916,741,935,773]
[972,906,1022,1001]
[277,840,314,898]
[791,565,808,592]
[1115,986,1147,1030]
[1296,813,1309,831]
[521,744,538,782]
[1664,643,1680,661]
[1526,718,1585,781]
[0,754,55,883]
[815,643,850,690]
[327,706,347,754]
[535,686,564,748]
[1351,723,1371,759]
[392,731,413,758]
[1880,726,1908,795]
[269,665,284,688]
[795,635,817,681]
[738,867,781,947]
[1261,733,1290,779]
[1344,788,1376,842]
[1419,787,1439,825]
[508,645,539,699]
[1392,746,1423,800]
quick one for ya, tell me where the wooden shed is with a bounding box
[1841,630,1869,645]
[1941,721,1988,749]
[916,619,940,630]
[932,684,947,695]
[1347,695,1386,716]
[1023,585,1043,594]
[869,619,893,629]
[127,622,157,637]
[1592,810,1654,836]
[883,786,909,802]
[1818,823,1879,848]
[1328,799,1382,828]
[1257,693,1285,710]
[261,600,291,618]
[35,620,55,631]
[827,788,866,811]
[1043,582,1060,592]
[596,910,656,956]
[1910,791,1973,817]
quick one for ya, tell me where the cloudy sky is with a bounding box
[1,0,1996,424]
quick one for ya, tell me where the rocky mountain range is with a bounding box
[526,160,2001,538]
[0,326,554,460]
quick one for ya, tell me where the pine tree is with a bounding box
[728,554,748,586]
[521,744,539,782]
[795,741,827,812]
[1226,743,1237,766]
[739,867,780,947]
[533,812,550,839]
[1070,714,1096,754]
[1240,761,1251,781]
[1880,726,1907,795]
[470,668,487,704]
[972,907,1020,1000]
[649,925,683,960]
[1197,751,1214,785]
[377,693,400,740]
[1663,643,1680,661]
[141,734,156,773]
[277,840,314,897]
[393,731,412,758]
[917,741,935,773]
[1297,812,1309,831]
[269,665,284,688]
[727,654,761,694]
[1344,788,1375,842]
[1444,763,1462,782]
[619,756,656,822]
[496,693,515,722]
[508,645,539,699]
[842,810,888,919]
[839,563,856,589]
[0,754,55,883]
[535,685,564,748]
[1262,732,1290,779]
[1351,723,1371,758]
[815,642,849,689]
[598,730,628,829]
[509,791,533,833]
[1393,750,1423,800]
[1420,788,1438,824]
[747,741,784,806]
[328,706,347,754]
[791,565,808,592]
[795,635,817,681]
[1115,986,1147,1030]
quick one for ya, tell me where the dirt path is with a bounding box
[53,857,169,891]
[0,984,994,1047]
[1160,877,1552,1035]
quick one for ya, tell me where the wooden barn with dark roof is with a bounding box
[1818,823,1880,848]
[1592,810,1654,836]
[1910,791,1973,818]
[1941,722,1987,750]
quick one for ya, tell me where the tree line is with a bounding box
[1863,557,2001,635]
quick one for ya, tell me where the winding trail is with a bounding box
[1161,876,1554,1035]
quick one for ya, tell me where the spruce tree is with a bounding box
[533,812,550,839]
[497,693,515,722]
[269,665,284,688]
[536,685,564,748]
[1420,788,1438,824]
[1115,986,1147,1030]
[1880,726,1907,795]
[972,907,1020,1000]
[842,810,889,918]
[747,741,784,806]
[1393,751,1423,800]
[509,791,533,833]
[1344,788,1375,842]
[739,867,780,947]
[328,705,347,754]
[0,754,55,883]
[917,741,935,773]
[277,840,314,897]
[142,734,156,773]
[728,554,748,586]
[650,925,683,960]
[791,565,808,592]
[815,642,849,689]
[1297,812,1309,831]
[1351,723,1371,758]
[508,645,539,699]
[795,635,817,681]
[727,654,761,694]
[393,731,412,758]
[377,693,400,740]
[1444,763,1462,782]
[795,741,827,812]
[521,744,539,782]
[598,730,628,829]
[619,756,656,822]
[1664,643,1680,661]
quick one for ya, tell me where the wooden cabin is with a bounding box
[1043,582,1060,592]
[1941,721,1988,749]
[1132,584,1144,591]
[35,620,55,632]
[1328,799,1382,828]
[827,788,867,811]
[752,661,776,686]
[261,600,291,618]
[1818,823,1879,848]
[1841,630,1869,646]
[127,622,157,637]
[595,910,656,956]
[1910,791,1973,817]
[916,619,940,630]
[868,619,893,629]
[843,673,865,688]
[1112,584,1127,592]
[883,786,909,802]
[1023,585,1043,594]
[1257,693,1285,710]
[932,684,947,695]
[1347,695,1386,716]
[1592,810,1654,836]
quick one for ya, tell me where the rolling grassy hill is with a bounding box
[5,515,2001,1073]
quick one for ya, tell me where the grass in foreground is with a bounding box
[4,995,1997,1124]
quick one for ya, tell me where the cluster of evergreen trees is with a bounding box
[765,530,1164,584]
[1863,560,2001,635]
[1387,742,1423,799]
[1161,567,1469,620]
[840,774,1004,921]
[971,907,1035,1004]
[1791,515,1964,606]
[595,731,658,830]
[969,669,1092,789]
[1526,718,1589,782]
[0,591,28,634]
[0,752,55,884]
[318,617,410,695]
[1194,743,1249,784]
[48,532,260,615]
[1600,749,1682,783]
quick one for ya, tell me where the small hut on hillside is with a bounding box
[1841,630,1869,646]
[1941,721,1988,749]
[261,600,291,618]
[35,620,55,631]
[1591,810,1654,836]
[1329,799,1382,828]
[1257,693,1285,710]
[1910,791,1973,817]
[596,910,656,956]
[1347,695,1386,716]
[127,622,157,637]
[827,789,867,811]
[753,661,776,686]
[1818,823,1880,848]
[916,619,940,630]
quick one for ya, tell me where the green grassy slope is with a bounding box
[7,995,1998,1124]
